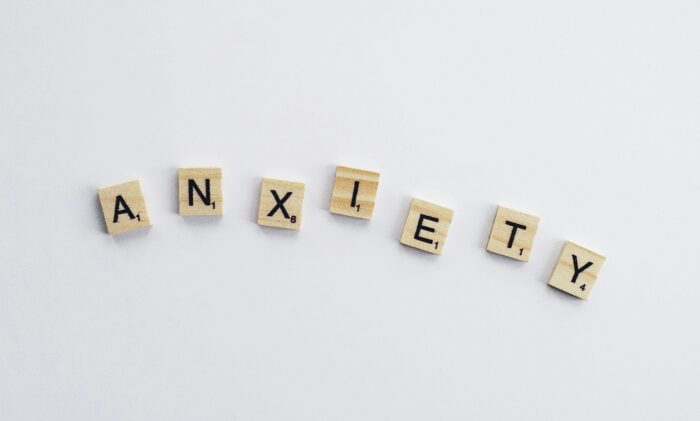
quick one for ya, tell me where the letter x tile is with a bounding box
[400,198,454,255]
[257,178,305,230]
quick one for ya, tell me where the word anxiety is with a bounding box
[97,165,606,300]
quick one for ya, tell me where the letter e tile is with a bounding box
[400,198,453,255]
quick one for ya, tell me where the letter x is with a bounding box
[267,190,292,219]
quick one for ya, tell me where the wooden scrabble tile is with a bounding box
[257,178,305,230]
[178,167,223,216]
[399,198,453,255]
[329,165,380,219]
[486,205,540,261]
[97,180,151,235]
[548,241,606,300]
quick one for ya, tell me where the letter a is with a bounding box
[113,195,137,223]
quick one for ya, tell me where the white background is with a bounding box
[1,1,699,420]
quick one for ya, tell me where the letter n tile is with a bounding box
[178,167,223,216]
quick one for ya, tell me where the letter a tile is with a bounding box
[257,178,305,230]
[548,241,606,300]
[486,205,540,261]
[178,167,223,216]
[400,198,453,255]
[98,179,151,235]
[329,165,380,219]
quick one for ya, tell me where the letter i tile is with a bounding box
[329,165,380,219]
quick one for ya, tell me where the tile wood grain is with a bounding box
[400,198,454,255]
[178,167,223,216]
[486,205,540,261]
[329,165,380,219]
[548,241,606,300]
[98,179,151,235]
[257,178,305,230]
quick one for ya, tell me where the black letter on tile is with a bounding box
[570,255,593,283]
[414,214,439,244]
[188,179,211,206]
[267,190,292,219]
[113,195,136,223]
[350,181,360,208]
[505,221,527,248]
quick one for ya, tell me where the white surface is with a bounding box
[1,1,699,420]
